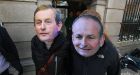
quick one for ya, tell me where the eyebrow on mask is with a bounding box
[35,17,51,20]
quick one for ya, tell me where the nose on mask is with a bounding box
[79,44,87,48]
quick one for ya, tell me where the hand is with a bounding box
[9,66,19,75]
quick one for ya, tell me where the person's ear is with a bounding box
[57,22,63,31]
[99,34,105,47]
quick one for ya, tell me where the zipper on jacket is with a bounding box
[84,62,88,75]
[55,56,58,75]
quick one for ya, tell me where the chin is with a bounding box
[79,52,90,57]
[79,52,95,57]
[39,37,49,42]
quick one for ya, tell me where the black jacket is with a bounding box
[31,32,70,75]
[0,26,23,75]
[71,38,120,75]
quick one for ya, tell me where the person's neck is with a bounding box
[45,40,53,49]
[45,32,59,49]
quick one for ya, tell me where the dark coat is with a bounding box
[0,26,23,75]
[71,38,120,75]
[31,32,70,75]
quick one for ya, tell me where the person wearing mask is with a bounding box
[71,9,120,75]
[31,5,70,75]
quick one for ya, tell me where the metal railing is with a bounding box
[119,0,140,41]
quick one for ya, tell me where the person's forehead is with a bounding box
[36,9,55,16]
[35,9,55,19]
[73,17,100,30]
